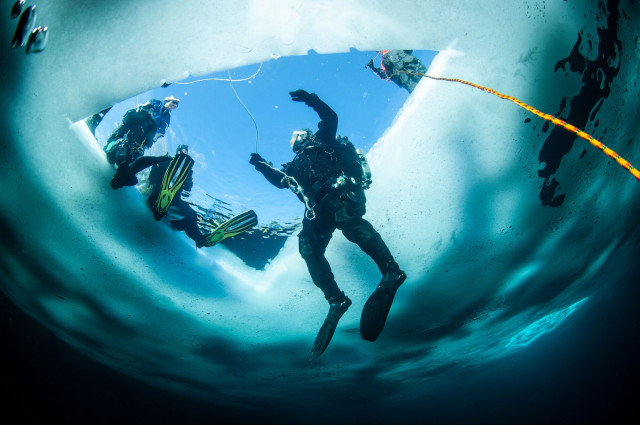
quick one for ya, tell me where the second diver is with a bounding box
[112,144,257,249]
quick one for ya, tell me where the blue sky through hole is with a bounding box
[94,49,437,225]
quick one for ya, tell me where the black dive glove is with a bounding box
[289,90,317,105]
[249,152,265,167]
[366,59,374,69]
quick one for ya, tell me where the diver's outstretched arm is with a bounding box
[290,90,338,143]
[370,66,388,80]
[250,153,289,189]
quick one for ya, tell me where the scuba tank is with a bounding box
[334,135,372,189]
[355,148,372,189]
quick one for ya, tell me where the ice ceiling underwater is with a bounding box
[1,0,639,418]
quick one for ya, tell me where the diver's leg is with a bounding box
[172,201,207,247]
[128,155,172,174]
[340,217,400,273]
[340,217,406,342]
[298,216,344,302]
[111,155,172,190]
[302,215,352,361]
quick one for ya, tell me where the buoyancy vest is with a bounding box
[284,135,371,202]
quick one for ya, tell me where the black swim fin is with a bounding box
[203,210,258,247]
[360,269,406,342]
[309,296,352,361]
[152,153,194,220]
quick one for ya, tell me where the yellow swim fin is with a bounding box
[152,153,194,220]
[204,210,258,247]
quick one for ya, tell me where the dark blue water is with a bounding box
[3,236,639,424]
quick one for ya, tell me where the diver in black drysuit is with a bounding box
[250,90,406,360]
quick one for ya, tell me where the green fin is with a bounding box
[204,210,258,247]
[153,153,194,220]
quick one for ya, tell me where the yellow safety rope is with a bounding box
[400,71,640,181]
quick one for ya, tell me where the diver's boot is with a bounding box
[195,236,207,248]
[360,261,406,342]
[110,163,138,189]
[309,295,352,361]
